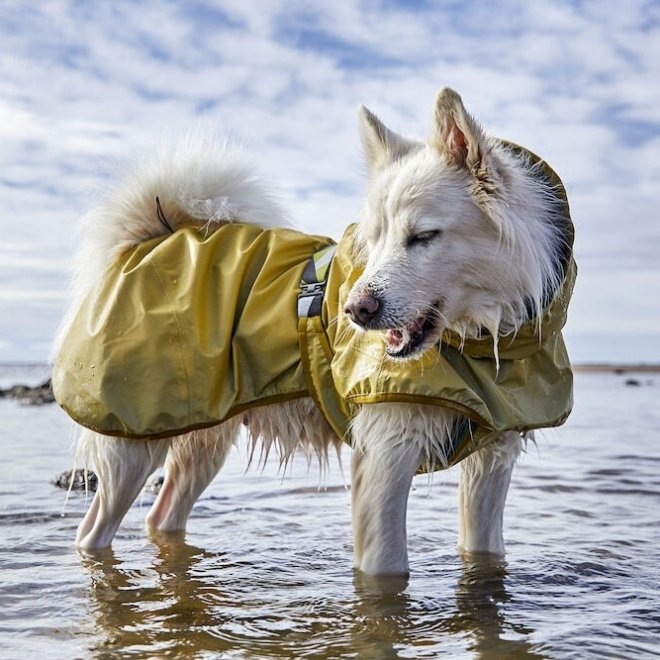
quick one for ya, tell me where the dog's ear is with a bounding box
[432,88,489,171]
[433,88,503,204]
[358,105,416,171]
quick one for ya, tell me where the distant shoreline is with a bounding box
[573,364,660,373]
[1,362,659,374]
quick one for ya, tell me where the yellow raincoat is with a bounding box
[53,225,333,439]
[53,145,575,467]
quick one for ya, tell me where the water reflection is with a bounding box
[79,535,232,657]
[3,371,658,657]
[79,539,544,658]
[351,571,413,658]
[451,554,545,659]
[350,556,545,659]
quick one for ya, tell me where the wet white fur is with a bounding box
[59,88,563,575]
[349,90,566,364]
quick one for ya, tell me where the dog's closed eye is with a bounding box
[407,229,442,247]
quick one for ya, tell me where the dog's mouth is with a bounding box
[385,307,440,359]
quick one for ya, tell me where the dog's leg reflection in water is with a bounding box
[452,555,543,658]
[352,557,541,659]
[79,537,227,655]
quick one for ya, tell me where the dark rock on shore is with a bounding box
[0,378,55,405]
[53,469,98,491]
[52,469,164,495]
[144,474,165,495]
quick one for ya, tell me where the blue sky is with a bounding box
[1,0,659,364]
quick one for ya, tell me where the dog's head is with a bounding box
[344,88,560,360]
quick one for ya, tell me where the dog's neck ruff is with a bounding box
[52,143,575,470]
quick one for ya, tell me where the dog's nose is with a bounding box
[344,295,380,326]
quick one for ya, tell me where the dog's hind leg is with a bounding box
[350,405,425,576]
[75,432,169,549]
[145,421,239,534]
[457,431,523,555]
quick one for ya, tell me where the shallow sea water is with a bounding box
[1,366,659,658]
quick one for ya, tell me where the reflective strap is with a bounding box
[298,245,337,318]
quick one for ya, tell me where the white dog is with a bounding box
[53,88,574,576]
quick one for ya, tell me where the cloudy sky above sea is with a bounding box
[1,0,659,364]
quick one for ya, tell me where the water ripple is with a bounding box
[2,371,660,657]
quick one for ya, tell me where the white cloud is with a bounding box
[0,0,659,362]
[0,290,66,302]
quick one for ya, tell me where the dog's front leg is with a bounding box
[457,431,522,555]
[350,406,423,576]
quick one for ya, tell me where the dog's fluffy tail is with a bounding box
[79,130,287,274]
[53,129,288,359]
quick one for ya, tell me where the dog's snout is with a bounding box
[344,294,380,327]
